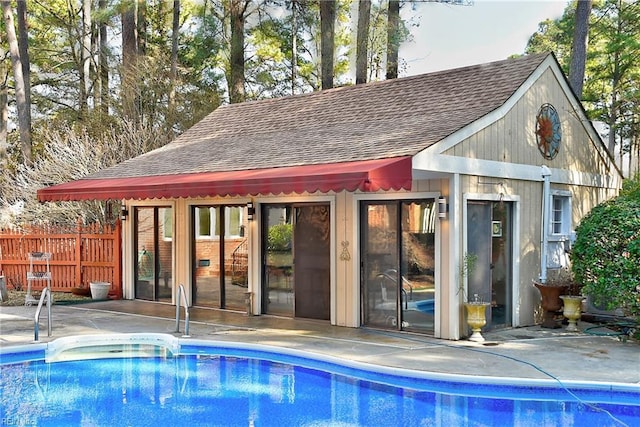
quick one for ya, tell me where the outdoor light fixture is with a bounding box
[120,204,129,221]
[438,196,448,219]
[247,201,255,221]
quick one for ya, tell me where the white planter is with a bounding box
[90,282,111,300]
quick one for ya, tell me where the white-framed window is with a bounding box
[547,190,572,268]
[161,207,173,241]
[195,206,244,239]
[551,193,571,235]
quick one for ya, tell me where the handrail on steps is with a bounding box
[175,283,190,338]
[34,287,51,342]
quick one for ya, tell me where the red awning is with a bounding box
[37,157,413,202]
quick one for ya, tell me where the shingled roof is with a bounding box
[92,53,550,180]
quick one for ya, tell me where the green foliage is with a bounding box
[267,223,293,252]
[525,0,640,162]
[620,172,640,200]
[571,186,640,317]
[457,252,477,301]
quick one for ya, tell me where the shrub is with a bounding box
[571,178,640,318]
[267,223,292,251]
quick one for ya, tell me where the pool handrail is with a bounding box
[34,286,52,342]
[175,283,190,337]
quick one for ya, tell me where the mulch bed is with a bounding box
[0,290,93,306]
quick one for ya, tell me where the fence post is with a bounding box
[76,219,82,288]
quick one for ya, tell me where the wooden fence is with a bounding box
[0,221,122,297]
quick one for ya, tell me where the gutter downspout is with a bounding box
[540,165,552,283]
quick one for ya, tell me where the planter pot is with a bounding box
[464,302,490,342]
[534,282,568,328]
[90,282,111,300]
[560,295,584,332]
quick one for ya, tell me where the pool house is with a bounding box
[38,52,622,340]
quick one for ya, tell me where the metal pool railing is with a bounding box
[34,287,52,342]
[175,284,190,338]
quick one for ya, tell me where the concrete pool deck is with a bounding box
[1,300,639,386]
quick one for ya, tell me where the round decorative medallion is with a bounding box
[535,103,561,160]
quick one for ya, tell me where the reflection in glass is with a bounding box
[193,205,248,309]
[361,200,436,334]
[134,206,173,302]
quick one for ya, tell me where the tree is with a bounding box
[568,0,591,98]
[79,0,91,114]
[320,0,335,89]
[356,0,371,84]
[386,0,400,80]
[122,0,140,119]
[168,0,180,118]
[15,0,30,128]
[0,39,8,161]
[97,0,110,115]
[2,1,30,162]
[0,118,172,227]
[526,0,640,176]
[229,0,248,103]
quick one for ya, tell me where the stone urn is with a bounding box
[534,282,568,328]
[560,295,584,332]
[464,302,490,342]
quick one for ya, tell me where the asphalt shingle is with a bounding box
[92,53,550,179]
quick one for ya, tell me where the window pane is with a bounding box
[227,207,241,236]
[162,207,173,240]
[213,207,221,236]
[198,207,210,237]
[552,197,563,234]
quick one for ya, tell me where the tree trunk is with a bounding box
[122,0,138,119]
[168,0,180,122]
[98,0,109,114]
[568,0,591,98]
[0,58,7,162]
[229,0,246,103]
[16,0,30,126]
[137,0,147,55]
[320,0,335,90]
[386,0,400,80]
[80,0,92,114]
[2,1,30,162]
[607,50,620,158]
[291,0,297,95]
[356,0,371,85]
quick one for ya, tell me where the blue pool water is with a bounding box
[1,335,639,427]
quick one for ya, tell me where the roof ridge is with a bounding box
[216,52,552,112]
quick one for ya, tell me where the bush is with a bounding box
[571,177,640,318]
[267,223,292,251]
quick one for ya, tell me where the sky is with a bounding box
[400,0,569,75]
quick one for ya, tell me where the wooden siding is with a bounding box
[460,173,617,326]
[446,69,612,177]
[0,222,122,296]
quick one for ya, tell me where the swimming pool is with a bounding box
[1,334,638,426]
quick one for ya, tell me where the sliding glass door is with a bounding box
[466,200,513,329]
[262,204,330,319]
[134,206,173,302]
[361,200,436,333]
[192,205,248,310]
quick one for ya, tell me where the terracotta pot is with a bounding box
[534,282,568,328]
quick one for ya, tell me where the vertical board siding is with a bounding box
[448,69,611,177]
[0,221,122,296]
